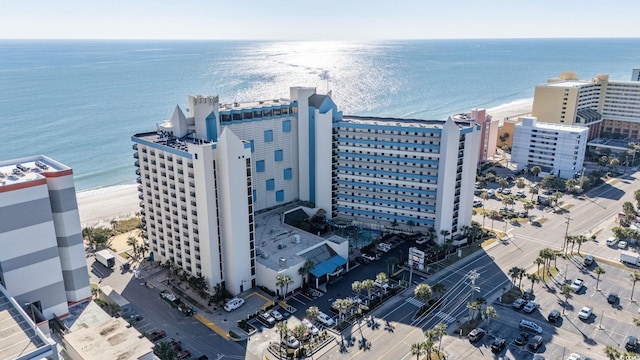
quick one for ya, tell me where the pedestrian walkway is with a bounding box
[405,297,424,307]
[434,311,456,324]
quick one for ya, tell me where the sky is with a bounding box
[2,0,639,40]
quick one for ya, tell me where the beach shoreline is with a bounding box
[76,99,533,228]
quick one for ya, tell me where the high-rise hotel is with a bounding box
[133,87,480,294]
[0,155,91,319]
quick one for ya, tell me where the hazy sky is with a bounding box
[2,0,639,40]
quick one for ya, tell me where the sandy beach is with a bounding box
[76,99,533,229]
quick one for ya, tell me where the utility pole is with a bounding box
[468,269,480,301]
[563,215,571,255]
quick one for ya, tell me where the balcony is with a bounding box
[133,152,139,159]
[132,144,138,150]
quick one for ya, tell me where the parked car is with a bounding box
[361,253,377,262]
[376,243,392,252]
[578,306,593,320]
[570,278,584,292]
[517,190,527,198]
[514,332,529,346]
[502,188,512,195]
[519,319,543,334]
[175,350,191,360]
[626,336,638,351]
[260,311,276,326]
[375,279,389,290]
[523,301,538,313]
[490,338,506,352]
[355,256,370,264]
[282,335,300,349]
[224,297,245,312]
[567,353,581,360]
[147,330,166,342]
[528,335,544,350]
[316,312,335,327]
[473,200,483,207]
[547,309,561,323]
[618,240,629,249]
[468,327,486,342]
[512,298,527,309]
[606,237,618,247]
[302,318,319,335]
[271,309,284,321]
[584,255,594,266]
[607,292,619,304]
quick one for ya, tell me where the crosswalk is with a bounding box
[405,297,424,307]
[434,311,456,324]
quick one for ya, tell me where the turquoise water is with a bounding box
[1,39,639,191]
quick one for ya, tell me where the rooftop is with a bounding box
[546,80,592,88]
[519,117,588,133]
[342,115,474,129]
[218,98,293,111]
[0,155,71,190]
[255,205,347,272]
[0,285,53,360]
[63,301,154,360]
[133,131,213,153]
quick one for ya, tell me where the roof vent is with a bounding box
[291,234,301,243]
[279,257,287,268]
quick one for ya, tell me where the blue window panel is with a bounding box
[252,189,256,202]
[264,130,273,142]
[266,179,275,191]
[256,160,265,172]
[249,140,255,153]
[282,120,291,133]
[274,150,283,162]
[276,190,284,202]
[284,168,292,180]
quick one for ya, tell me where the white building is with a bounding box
[0,155,91,319]
[133,87,481,294]
[511,117,588,179]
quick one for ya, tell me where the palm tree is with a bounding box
[362,279,375,300]
[516,267,526,288]
[480,190,490,228]
[634,317,640,327]
[440,229,450,244]
[575,235,588,255]
[424,330,437,360]
[352,281,363,299]
[276,274,293,299]
[484,306,497,330]
[298,260,315,288]
[527,273,540,291]
[593,266,605,291]
[534,257,545,276]
[407,220,416,233]
[530,165,541,178]
[508,267,520,287]
[604,345,621,360]
[332,298,353,323]
[466,301,481,320]
[153,340,178,360]
[529,186,539,202]
[275,321,289,359]
[126,236,138,257]
[414,283,432,309]
[516,177,525,189]
[497,178,509,191]
[410,342,426,360]
[489,210,498,230]
[433,322,447,356]
[306,306,319,322]
[523,201,534,216]
[561,285,574,314]
[376,272,389,293]
[631,271,640,301]
[387,256,400,274]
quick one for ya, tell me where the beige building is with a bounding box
[532,70,640,141]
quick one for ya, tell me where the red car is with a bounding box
[147,330,166,342]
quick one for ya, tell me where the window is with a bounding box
[266,179,275,191]
[284,168,292,180]
[248,140,255,153]
[276,190,284,202]
[264,130,273,142]
[253,189,257,202]
[256,160,265,172]
[282,120,291,133]
[274,150,283,162]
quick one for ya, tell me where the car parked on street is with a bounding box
[468,327,486,343]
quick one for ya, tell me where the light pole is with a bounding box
[563,215,571,255]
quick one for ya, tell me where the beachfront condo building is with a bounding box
[511,117,588,179]
[0,155,91,319]
[132,87,481,294]
[532,70,640,141]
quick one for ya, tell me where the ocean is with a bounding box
[1,38,639,192]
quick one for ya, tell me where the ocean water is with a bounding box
[1,38,639,191]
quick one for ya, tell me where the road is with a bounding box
[317,171,639,359]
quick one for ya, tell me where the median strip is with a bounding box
[193,313,230,340]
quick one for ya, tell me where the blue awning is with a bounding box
[309,255,347,278]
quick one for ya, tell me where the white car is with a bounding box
[567,353,581,360]
[570,278,584,292]
[260,311,276,325]
[376,243,392,252]
[523,301,537,313]
[618,240,628,249]
[271,309,284,321]
[519,319,543,334]
[302,318,319,335]
[375,279,389,290]
[606,237,618,247]
[223,297,245,312]
[316,312,335,327]
[578,306,593,320]
[282,335,300,349]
